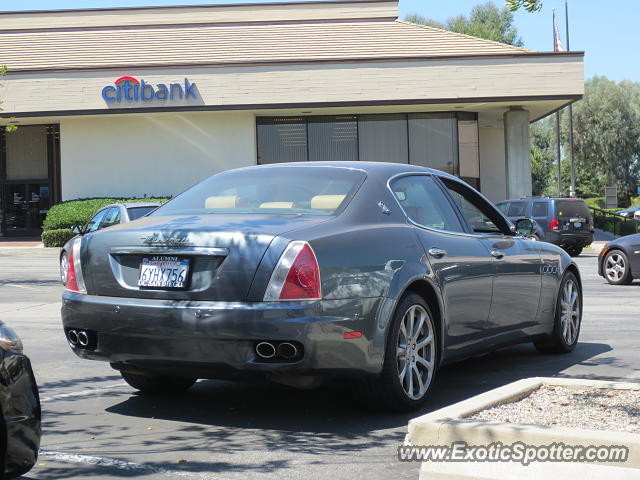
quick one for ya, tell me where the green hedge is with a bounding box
[42,197,169,231]
[42,228,76,248]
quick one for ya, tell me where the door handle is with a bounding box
[428,247,447,258]
[490,250,505,259]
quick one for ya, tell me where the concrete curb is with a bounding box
[408,377,640,478]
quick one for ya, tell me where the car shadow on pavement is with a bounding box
[105,341,612,432]
[21,342,614,479]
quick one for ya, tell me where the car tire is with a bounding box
[353,293,438,412]
[567,246,583,257]
[59,250,69,286]
[602,249,633,285]
[121,371,197,394]
[534,271,582,354]
[532,234,541,241]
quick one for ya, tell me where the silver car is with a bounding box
[59,202,159,285]
[61,163,582,412]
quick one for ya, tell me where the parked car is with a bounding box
[0,322,41,479]
[496,197,594,257]
[615,207,640,220]
[59,203,160,285]
[598,233,640,285]
[61,163,582,412]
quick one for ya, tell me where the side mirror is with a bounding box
[515,218,535,236]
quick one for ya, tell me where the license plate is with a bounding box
[574,222,582,228]
[138,256,190,289]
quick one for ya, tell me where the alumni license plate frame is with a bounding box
[138,256,190,289]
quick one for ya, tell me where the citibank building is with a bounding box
[0,0,584,236]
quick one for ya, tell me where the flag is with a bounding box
[553,10,564,52]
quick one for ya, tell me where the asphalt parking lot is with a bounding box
[1,246,639,480]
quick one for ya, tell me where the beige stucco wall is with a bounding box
[1,56,584,116]
[59,111,256,200]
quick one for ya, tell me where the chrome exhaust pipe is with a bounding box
[277,342,298,360]
[68,330,79,346]
[77,330,89,347]
[256,342,276,359]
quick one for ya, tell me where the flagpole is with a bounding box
[566,1,576,197]
[553,9,562,195]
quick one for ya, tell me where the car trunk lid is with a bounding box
[82,214,327,301]
[554,200,592,233]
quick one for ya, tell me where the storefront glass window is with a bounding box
[457,113,480,189]
[255,113,480,188]
[5,125,48,181]
[256,117,307,164]
[357,114,408,163]
[308,115,358,162]
[408,113,458,175]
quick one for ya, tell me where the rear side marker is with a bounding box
[343,331,362,339]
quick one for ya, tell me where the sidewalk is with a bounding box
[0,238,43,248]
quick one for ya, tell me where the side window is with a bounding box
[85,209,108,233]
[440,178,509,234]
[497,202,509,214]
[532,202,548,217]
[391,175,465,233]
[100,207,121,228]
[507,201,527,217]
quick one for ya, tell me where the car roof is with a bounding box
[233,161,459,180]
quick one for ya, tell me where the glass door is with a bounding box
[1,125,58,238]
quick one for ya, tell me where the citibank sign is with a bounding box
[102,76,198,103]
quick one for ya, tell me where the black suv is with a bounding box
[496,197,594,256]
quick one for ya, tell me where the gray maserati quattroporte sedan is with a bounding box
[61,162,582,411]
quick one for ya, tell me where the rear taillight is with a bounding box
[550,218,560,231]
[65,241,86,294]
[264,241,321,301]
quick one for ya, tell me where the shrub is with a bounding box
[42,228,76,248]
[42,197,169,231]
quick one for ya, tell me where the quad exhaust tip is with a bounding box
[77,330,89,347]
[277,342,298,360]
[255,342,276,359]
[67,329,79,346]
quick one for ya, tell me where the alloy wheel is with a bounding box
[396,304,435,400]
[605,253,626,282]
[560,279,580,345]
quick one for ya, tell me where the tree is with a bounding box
[530,119,555,196]
[571,77,640,205]
[505,0,542,12]
[406,2,523,47]
[404,14,444,29]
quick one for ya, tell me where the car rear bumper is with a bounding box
[61,292,387,378]
[545,231,594,248]
[1,354,41,478]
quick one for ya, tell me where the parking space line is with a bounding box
[40,383,128,402]
[38,450,213,478]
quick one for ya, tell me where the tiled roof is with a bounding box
[0,19,530,72]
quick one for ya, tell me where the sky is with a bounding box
[3,0,638,82]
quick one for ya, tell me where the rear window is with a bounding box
[532,202,548,217]
[127,206,157,220]
[151,166,366,216]
[555,200,590,218]
[506,202,527,216]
